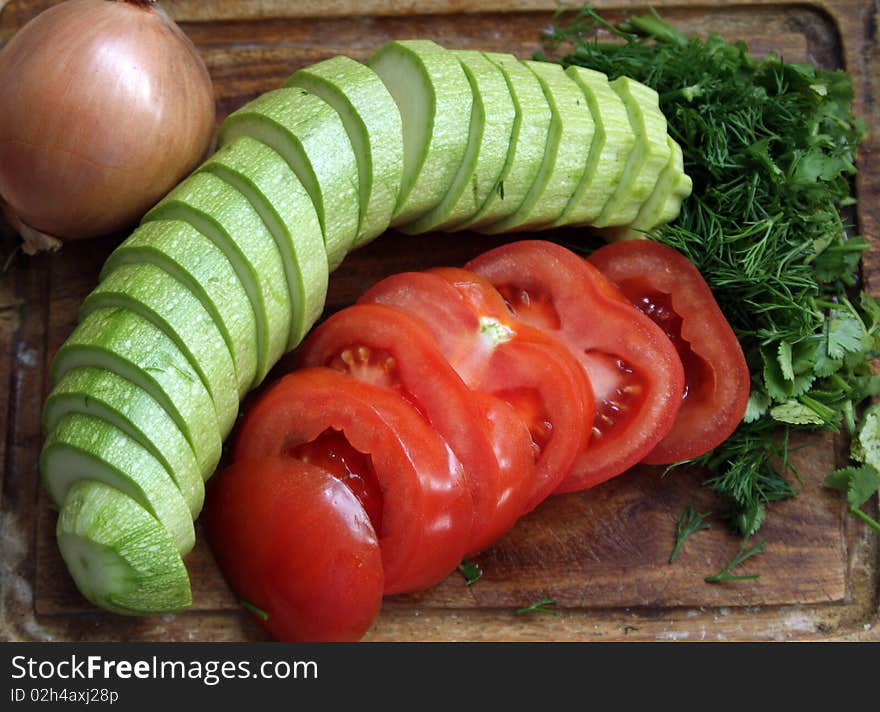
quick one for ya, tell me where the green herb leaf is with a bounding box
[669,505,711,563]
[704,539,766,583]
[515,596,560,617]
[457,560,483,586]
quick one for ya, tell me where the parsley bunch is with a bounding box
[540,6,878,535]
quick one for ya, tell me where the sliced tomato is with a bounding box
[588,240,750,463]
[233,368,473,594]
[360,269,593,512]
[466,240,685,491]
[203,457,383,642]
[297,302,528,554]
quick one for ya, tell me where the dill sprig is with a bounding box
[704,539,766,583]
[669,506,711,563]
[539,6,877,537]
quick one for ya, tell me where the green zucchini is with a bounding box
[218,88,359,269]
[481,59,595,233]
[42,414,196,555]
[144,171,291,385]
[593,76,672,227]
[50,307,222,479]
[454,52,551,230]
[284,55,403,247]
[82,263,239,437]
[557,65,635,226]
[199,136,329,349]
[101,219,257,397]
[42,367,204,517]
[368,39,473,226]
[400,49,516,234]
[57,480,192,615]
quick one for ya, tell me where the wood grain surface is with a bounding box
[1,0,878,642]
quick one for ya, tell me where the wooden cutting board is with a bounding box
[1,0,878,642]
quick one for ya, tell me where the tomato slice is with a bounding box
[588,240,750,463]
[466,240,685,491]
[361,269,593,512]
[203,457,383,642]
[297,302,528,554]
[233,368,473,594]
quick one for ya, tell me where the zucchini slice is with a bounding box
[200,136,329,349]
[593,76,672,227]
[43,367,204,517]
[101,220,257,397]
[50,307,222,479]
[368,39,473,226]
[144,172,291,385]
[284,54,403,247]
[82,263,239,437]
[43,414,196,555]
[401,49,516,234]
[481,59,595,233]
[455,52,551,231]
[557,65,635,226]
[219,88,359,270]
[57,480,192,615]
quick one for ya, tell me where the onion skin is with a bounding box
[0,0,216,253]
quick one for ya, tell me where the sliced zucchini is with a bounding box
[42,414,196,555]
[654,138,692,225]
[200,136,329,349]
[284,55,403,247]
[593,76,672,227]
[400,49,516,234]
[454,51,551,231]
[82,263,239,437]
[43,367,204,517]
[557,65,635,226]
[57,480,192,615]
[481,59,595,233]
[218,88,359,269]
[367,39,473,226]
[143,172,291,384]
[50,307,222,479]
[101,220,257,397]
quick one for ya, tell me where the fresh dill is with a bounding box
[704,539,766,583]
[515,596,560,617]
[539,5,877,539]
[239,599,269,621]
[669,505,711,563]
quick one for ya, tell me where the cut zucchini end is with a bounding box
[58,481,192,615]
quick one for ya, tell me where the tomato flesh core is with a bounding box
[327,345,398,391]
[492,388,550,457]
[632,289,711,405]
[290,430,384,534]
[580,352,645,442]
[498,282,645,445]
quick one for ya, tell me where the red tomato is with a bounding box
[360,269,593,512]
[234,368,473,594]
[203,457,383,642]
[466,240,685,491]
[588,240,750,463]
[297,302,529,554]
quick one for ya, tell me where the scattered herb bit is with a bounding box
[515,596,560,617]
[669,505,712,563]
[623,625,640,634]
[824,465,880,532]
[540,5,875,539]
[704,539,766,583]
[457,559,483,586]
[239,599,269,621]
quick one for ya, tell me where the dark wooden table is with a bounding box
[1,0,877,642]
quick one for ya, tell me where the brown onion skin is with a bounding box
[0,0,216,246]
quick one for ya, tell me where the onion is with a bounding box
[0,0,215,254]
